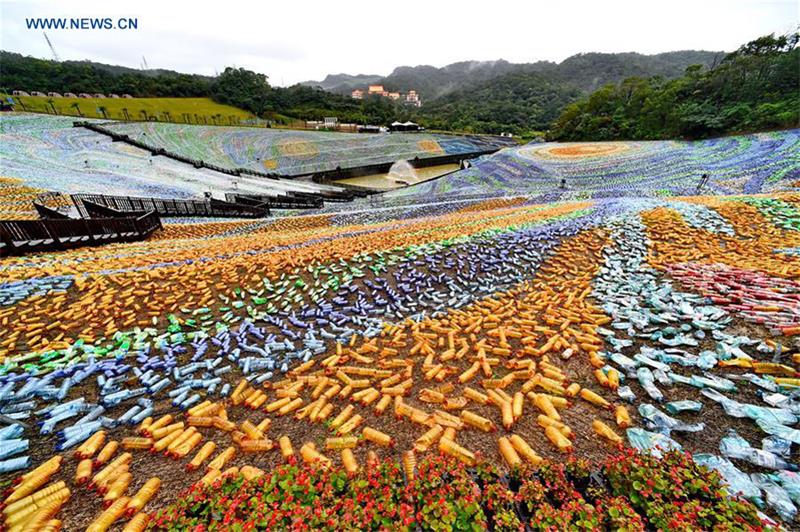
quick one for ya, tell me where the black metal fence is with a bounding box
[225,193,323,210]
[71,194,268,218]
[1,211,161,256]
[33,202,72,219]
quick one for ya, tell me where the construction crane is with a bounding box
[43,32,60,61]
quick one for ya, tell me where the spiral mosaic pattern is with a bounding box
[1,116,800,528]
[102,122,507,176]
[390,129,800,199]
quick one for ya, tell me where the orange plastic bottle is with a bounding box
[341,448,359,474]
[544,425,573,453]
[579,388,610,409]
[592,419,623,445]
[498,437,521,467]
[207,447,236,471]
[325,436,359,450]
[614,405,631,428]
[103,472,133,506]
[125,477,161,516]
[460,410,495,432]
[439,437,475,466]
[121,437,153,450]
[85,496,131,532]
[414,424,444,452]
[122,513,150,532]
[362,427,393,447]
[7,456,62,503]
[74,459,93,485]
[278,436,294,458]
[509,434,542,466]
[402,450,417,480]
[240,439,275,453]
[187,441,216,471]
[300,443,331,467]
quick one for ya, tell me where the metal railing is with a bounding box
[1,211,161,256]
[225,193,323,210]
[71,194,268,218]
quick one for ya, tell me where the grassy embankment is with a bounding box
[3,95,254,125]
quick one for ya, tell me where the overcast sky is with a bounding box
[1,0,797,86]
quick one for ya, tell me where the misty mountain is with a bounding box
[380,60,550,99]
[300,73,383,93]
[417,70,582,134]
[406,51,724,136]
[552,51,724,92]
[305,51,723,100]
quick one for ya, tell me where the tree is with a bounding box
[0,51,212,98]
[211,67,271,117]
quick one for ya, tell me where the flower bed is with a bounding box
[151,449,767,531]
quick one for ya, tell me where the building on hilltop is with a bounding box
[404,90,421,107]
[351,86,422,106]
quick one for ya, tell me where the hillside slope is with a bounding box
[4,95,253,123]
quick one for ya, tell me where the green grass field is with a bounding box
[3,95,254,124]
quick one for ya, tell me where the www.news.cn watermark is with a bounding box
[26,17,138,30]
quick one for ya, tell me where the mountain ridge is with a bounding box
[301,50,723,99]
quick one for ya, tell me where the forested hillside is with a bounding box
[550,33,799,140]
[3,35,795,139]
[0,51,212,96]
[416,71,581,134]
[303,51,722,100]
[299,73,383,93]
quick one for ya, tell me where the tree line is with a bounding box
[208,67,414,126]
[0,52,211,97]
[3,32,797,139]
[0,52,415,126]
